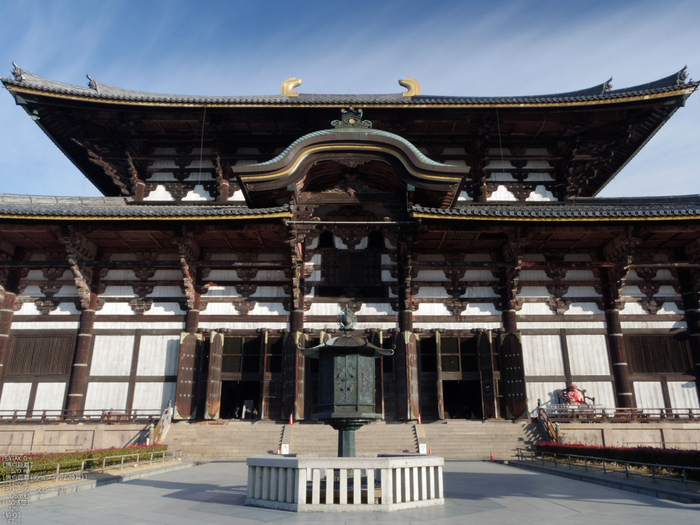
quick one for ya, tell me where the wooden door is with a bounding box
[204,332,223,419]
[478,331,496,419]
[500,332,527,419]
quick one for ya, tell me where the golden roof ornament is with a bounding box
[399,78,421,97]
[281,77,302,97]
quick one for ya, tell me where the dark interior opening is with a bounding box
[220,380,261,419]
[442,380,483,420]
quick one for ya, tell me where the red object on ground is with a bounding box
[429,447,432,454]
[490,452,494,462]
[289,414,293,425]
[417,414,422,425]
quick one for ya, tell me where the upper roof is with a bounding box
[3,64,697,107]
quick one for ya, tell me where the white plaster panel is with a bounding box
[413,322,502,331]
[488,173,515,182]
[33,383,66,413]
[575,381,615,408]
[563,286,600,298]
[102,269,137,280]
[520,270,549,281]
[621,321,685,330]
[148,286,183,298]
[249,302,288,316]
[132,382,177,410]
[415,303,451,316]
[567,335,610,376]
[308,270,322,281]
[0,383,32,412]
[633,382,665,411]
[93,322,186,330]
[463,287,499,299]
[519,303,555,315]
[153,270,183,280]
[182,185,212,201]
[307,303,343,316]
[11,322,81,330]
[207,270,240,280]
[304,322,398,331]
[381,270,397,282]
[562,270,596,281]
[204,286,240,298]
[52,302,81,315]
[309,254,322,265]
[25,269,46,280]
[137,336,180,376]
[15,302,40,315]
[526,381,567,415]
[621,302,681,315]
[251,286,285,298]
[254,270,287,281]
[98,303,136,315]
[102,286,137,298]
[204,302,239,315]
[306,237,319,250]
[519,286,550,298]
[415,287,449,299]
[90,335,134,376]
[522,335,564,376]
[525,186,555,201]
[565,303,603,315]
[84,382,129,411]
[667,381,700,409]
[415,270,449,281]
[564,254,591,262]
[146,303,185,315]
[518,321,606,329]
[198,322,288,330]
[460,270,494,281]
[487,186,517,201]
[143,185,175,201]
[356,303,395,316]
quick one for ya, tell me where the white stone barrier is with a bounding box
[246,454,444,512]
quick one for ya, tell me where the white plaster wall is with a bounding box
[526,381,567,415]
[11,322,81,330]
[562,270,596,281]
[563,286,600,298]
[413,322,502,330]
[567,334,610,376]
[132,382,176,410]
[633,382,665,410]
[102,286,137,298]
[487,186,517,201]
[249,302,288,316]
[356,303,394,316]
[415,303,451,316]
[519,286,550,298]
[522,335,564,376]
[251,286,286,298]
[148,286,183,298]
[575,381,615,408]
[334,236,368,250]
[98,303,137,315]
[198,322,289,330]
[33,383,67,413]
[520,270,549,281]
[415,270,449,281]
[145,303,185,315]
[90,335,134,376]
[461,270,494,281]
[143,185,175,201]
[182,185,212,201]
[137,336,180,376]
[204,302,239,315]
[525,186,556,201]
[621,320,685,330]
[93,322,186,330]
[621,302,681,315]
[415,287,449,299]
[84,383,129,411]
[667,381,700,409]
[102,269,137,280]
[463,287,499,299]
[204,286,240,298]
[565,303,603,315]
[519,303,555,315]
[0,383,32,412]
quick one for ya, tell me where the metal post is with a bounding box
[603,460,606,474]
[81,460,85,473]
[554,454,557,467]
[651,465,655,483]
[56,463,60,481]
[625,462,629,478]
[102,457,106,473]
[121,456,124,471]
[585,458,588,472]
[568,455,571,470]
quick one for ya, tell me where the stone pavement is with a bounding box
[13,460,700,524]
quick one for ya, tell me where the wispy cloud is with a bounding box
[1,0,698,197]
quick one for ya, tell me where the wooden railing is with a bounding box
[541,405,700,422]
[0,408,163,424]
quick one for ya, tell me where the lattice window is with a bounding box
[7,336,75,376]
[627,336,692,374]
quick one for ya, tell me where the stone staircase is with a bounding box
[163,421,284,460]
[163,419,543,461]
[289,421,419,457]
[422,420,544,460]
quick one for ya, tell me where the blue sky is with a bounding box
[1,0,699,198]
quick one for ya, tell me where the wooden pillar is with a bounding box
[604,308,635,408]
[0,266,24,389]
[66,291,98,414]
[283,310,305,420]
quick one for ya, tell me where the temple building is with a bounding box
[0,65,699,425]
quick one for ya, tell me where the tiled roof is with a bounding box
[412,196,700,220]
[0,194,291,219]
[3,65,696,106]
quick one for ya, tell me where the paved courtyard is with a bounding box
[15,461,699,524]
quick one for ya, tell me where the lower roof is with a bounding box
[1,193,699,222]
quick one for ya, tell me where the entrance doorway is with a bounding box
[442,380,483,419]
[220,381,261,419]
